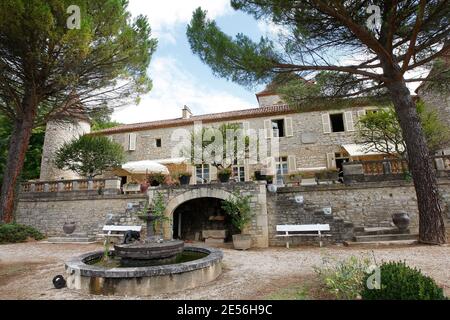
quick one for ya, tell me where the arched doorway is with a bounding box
[172,197,238,243]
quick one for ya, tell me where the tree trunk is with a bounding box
[0,99,36,223]
[386,79,446,245]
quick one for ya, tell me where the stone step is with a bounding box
[344,239,419,247]
[354,227,409,236]
[47,237,96,243]
[354,233,418,242]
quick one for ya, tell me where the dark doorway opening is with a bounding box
[172,197,238,242]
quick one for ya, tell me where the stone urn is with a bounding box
[63,222,76,235]
[392,212,410,231]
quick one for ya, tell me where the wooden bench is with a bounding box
[97,225,142,243]
[276,224,331,248]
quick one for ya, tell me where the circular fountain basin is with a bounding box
[65,247,223,296]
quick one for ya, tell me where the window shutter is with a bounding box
[128,133,137,151]
[266,157,276,175]
[326,153,336,169]
[357,109,366,119]
[322,113,331,134]
[244,158,250,181]
[210,165,217,182]
[344,111,355,132]
[288,155,296,173]
[285,117,293,137]
[243,121,250,135]
[191,165,197,185]
[264,119,272,139]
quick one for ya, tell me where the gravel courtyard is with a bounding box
[0,242,448,300]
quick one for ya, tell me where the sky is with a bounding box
[112,0,267,124]
[112,1,427,125]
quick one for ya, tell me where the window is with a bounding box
[272,119,285,137]
[275,156,288,185]
[232,160,246,182]
[195,164,210,184]
[330,113,345,132]
[156,138,162,148]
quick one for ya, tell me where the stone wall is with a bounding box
[15,179,450,247]
[267,178,450,246]
[15,194,147,237]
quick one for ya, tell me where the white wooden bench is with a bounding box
[276,224,331,248]
[97,225,142,243]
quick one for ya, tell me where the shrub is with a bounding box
[314,255,372,300]
[0,223,45,244]
[221,190,253,233]
[361,261,446,300]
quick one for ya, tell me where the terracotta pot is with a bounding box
[392,212,410,230]
[232,234,252,250]
[63,222,76,234]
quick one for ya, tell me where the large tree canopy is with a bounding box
[187,1,449,244]
[0,0,157,222]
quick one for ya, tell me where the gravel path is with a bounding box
[0,242,448,300]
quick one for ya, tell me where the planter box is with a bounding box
[232,234,252,250]
[123,184,141,193]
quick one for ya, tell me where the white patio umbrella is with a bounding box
[122,160,169,175]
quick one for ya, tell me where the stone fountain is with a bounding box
[113,209,184,267]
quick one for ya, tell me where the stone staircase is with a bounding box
[344,226,419,246]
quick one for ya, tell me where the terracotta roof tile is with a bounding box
[92,104,295,135]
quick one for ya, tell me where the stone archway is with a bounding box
[162,188,234,240]
[147,183,269,248]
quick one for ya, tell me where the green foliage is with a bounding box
[55,134,125,178]
[221,190,254,232]
[184,123,250,169]
[358,103,450,157]
[314,255,372,300]
[361,261,446,300]
[147,173,166,186]
[89,105,123,132]
[0,223,45,244]
[0,115,44,182]
[187,8,277,87]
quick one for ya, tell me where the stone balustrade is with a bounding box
[20,178,121,196]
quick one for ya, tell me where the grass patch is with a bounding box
[265,284,309,300]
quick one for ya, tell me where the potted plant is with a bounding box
[177,171,192,185]
[265,175,274,184]
[218,168,232,183]
[222,190,254,250]
[147,173,166,187]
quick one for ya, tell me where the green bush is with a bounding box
[314,255,372,300]
[0,223,45,244]
[361,261,446,300]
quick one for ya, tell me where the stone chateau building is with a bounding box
[39,86,400,185]
[20,82,448,248]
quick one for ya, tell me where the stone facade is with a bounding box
[101,106,367,181]
[40,120,91,180]
[417,87,450,152]
[147,181,269,248]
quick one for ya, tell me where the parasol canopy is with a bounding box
[122,160,169,175]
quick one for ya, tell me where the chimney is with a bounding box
[182,105,192,119]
